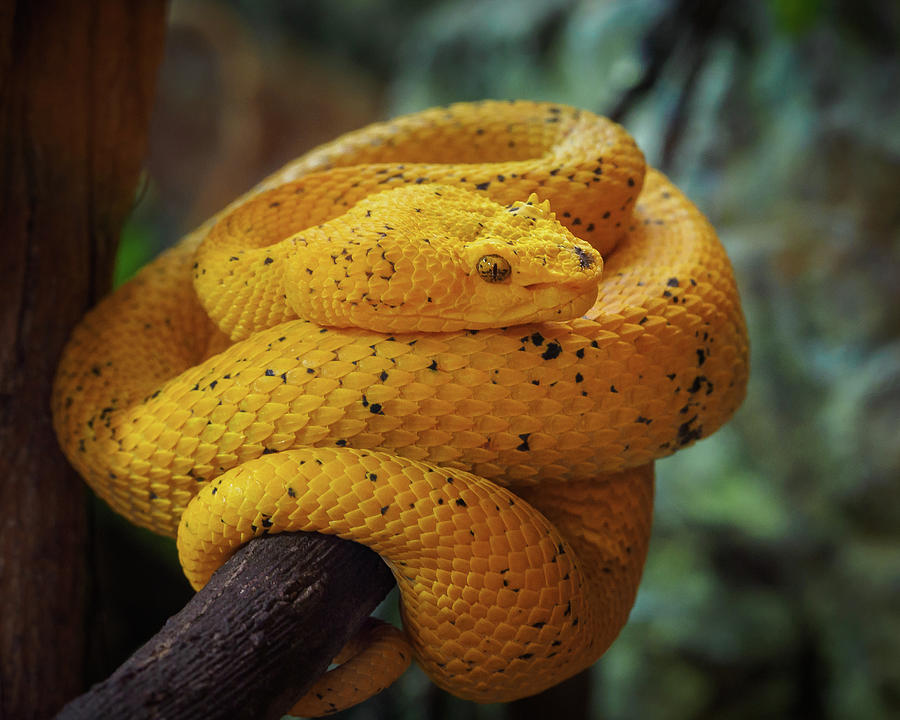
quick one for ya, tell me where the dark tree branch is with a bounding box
[0,2,166,717]
[55,532,396,720]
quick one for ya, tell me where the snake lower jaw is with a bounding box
[522,283,599,319]
[432,294,599,330]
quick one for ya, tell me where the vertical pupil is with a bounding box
[477,254,511,282]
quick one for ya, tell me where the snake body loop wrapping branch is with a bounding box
[52,101,748,715]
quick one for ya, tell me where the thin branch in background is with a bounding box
[607,0,690,122]
[608,0,731,171]
[660,0,726,169]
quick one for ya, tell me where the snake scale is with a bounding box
[52,101,748,715]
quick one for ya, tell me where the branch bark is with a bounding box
[0,2,166,717]
[55,532,396,720]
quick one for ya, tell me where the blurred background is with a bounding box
[97,0,899,718]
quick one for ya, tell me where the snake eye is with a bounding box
[476,254,512,283]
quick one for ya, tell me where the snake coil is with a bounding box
[53,101,748,715]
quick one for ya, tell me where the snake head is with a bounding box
[390,187,602,331]
[452,192,603,326]
[285,185,602,333]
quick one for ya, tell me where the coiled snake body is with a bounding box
[53,101,748,715]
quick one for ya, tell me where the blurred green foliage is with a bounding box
[113,220,157,288]
[111,0,899,718]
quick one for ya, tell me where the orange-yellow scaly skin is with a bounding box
[51,101,748,715]
[289,618,411,717]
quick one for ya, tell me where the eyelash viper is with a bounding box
[52,100,749,716]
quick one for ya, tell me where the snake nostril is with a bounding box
[572,246,596,270]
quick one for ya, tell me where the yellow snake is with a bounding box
[52,101,748,716]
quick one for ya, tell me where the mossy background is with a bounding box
[99,1,899,718]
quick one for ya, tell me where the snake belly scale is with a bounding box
[52,101,748,715]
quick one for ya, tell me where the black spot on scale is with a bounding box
[517,433,531,451]
[264,257,274,265]
[677,416,703,446]
[688,375,709,394]
[541,341,562,360]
